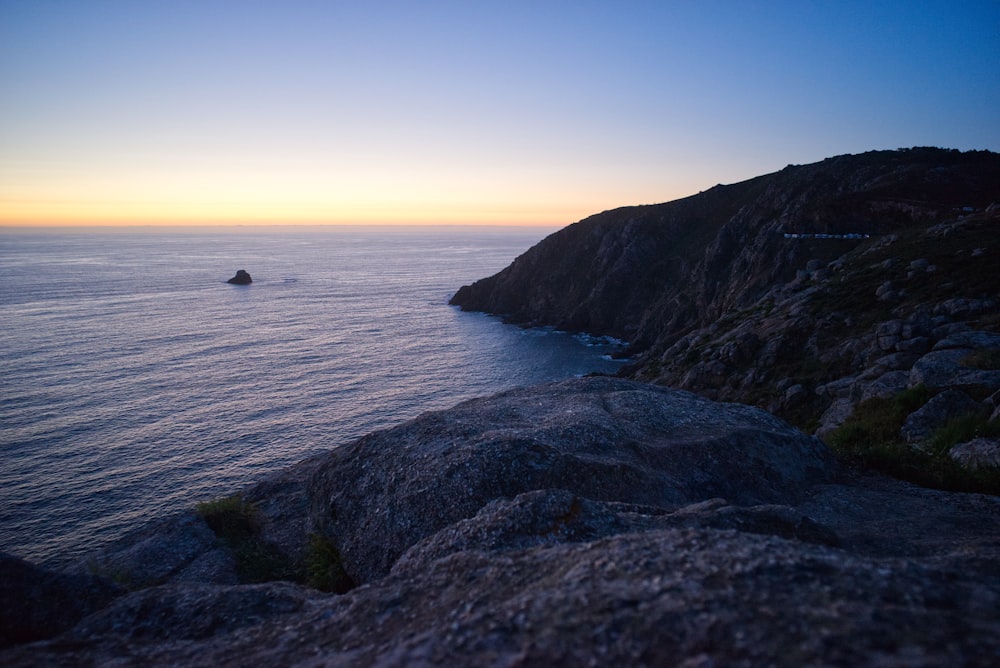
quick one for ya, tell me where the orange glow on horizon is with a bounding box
[0,200,596,228]
[0,165,652,228]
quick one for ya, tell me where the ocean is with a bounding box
[0,226,626,567]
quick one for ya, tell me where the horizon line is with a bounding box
[0,220,567,231]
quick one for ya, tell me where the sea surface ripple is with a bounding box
[0,226,625,566]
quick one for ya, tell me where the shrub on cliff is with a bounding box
[828,386,1000,494]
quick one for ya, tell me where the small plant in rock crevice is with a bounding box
[196,495,356,592]
[195,494,295,584]
[305,533,355,594]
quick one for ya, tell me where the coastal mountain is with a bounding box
[451,148,1000,453]
[451,148,1000,350]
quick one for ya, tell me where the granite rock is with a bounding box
[308,377,836,585]
[3,380,1000,666]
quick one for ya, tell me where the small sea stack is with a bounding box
[227,269,252,285]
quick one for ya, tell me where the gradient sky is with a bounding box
[2,1,998,226]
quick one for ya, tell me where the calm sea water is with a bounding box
[0,226,625,567]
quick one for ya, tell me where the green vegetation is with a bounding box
[807,215,1000,339]
[827,385,932,449]
[924,411,1000,456]
[305,533,355,594]
[826,386,1000,495]
[195,494,296,584]
[196,494,355,592]
[196,494,257,544]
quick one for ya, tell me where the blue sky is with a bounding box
[1,1,998,225]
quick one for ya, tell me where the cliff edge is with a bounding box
[450,148,1000,350]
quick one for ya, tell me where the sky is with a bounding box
[1,1,998,227]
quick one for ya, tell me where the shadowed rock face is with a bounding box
[0,554,124,649]
[451,149,1000,468]
[3,377,999,666]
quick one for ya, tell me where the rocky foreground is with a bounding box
[3,377,999,666]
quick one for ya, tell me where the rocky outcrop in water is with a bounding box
[3,378,1000,665]
[227,269,252,285]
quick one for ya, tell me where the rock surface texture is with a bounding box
[3,378,1000,666]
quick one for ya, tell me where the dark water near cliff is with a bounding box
[0,226,625,566]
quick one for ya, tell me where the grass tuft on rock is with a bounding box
[925,411,1000,456]
[827,386,999,495]
[305,533,355,594]
[195,494,295,584]
[196,495,258,544]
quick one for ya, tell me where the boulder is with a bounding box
[858,369,909,403]
[4,379,1000,666]
[308,377,836,585]
[909,347,1000,391]
[862,352,920,378]
[8,497,1000,666]
[933,330,1000,351]
[65,581,313,645]
[894,336,931,355]
[74,512,236,590]
[875,319,904,351]
[901,389,983,444]
[933,298,996,319]
[815,375,858,399]
[950,437,1000,469]
[227,269,252,285]
[815,398,855,440]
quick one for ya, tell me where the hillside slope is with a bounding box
[452,148,1000,486]
[451,148,1000,350]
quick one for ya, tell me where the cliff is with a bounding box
[452,148,1000,481]
[451,148,1000,349]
